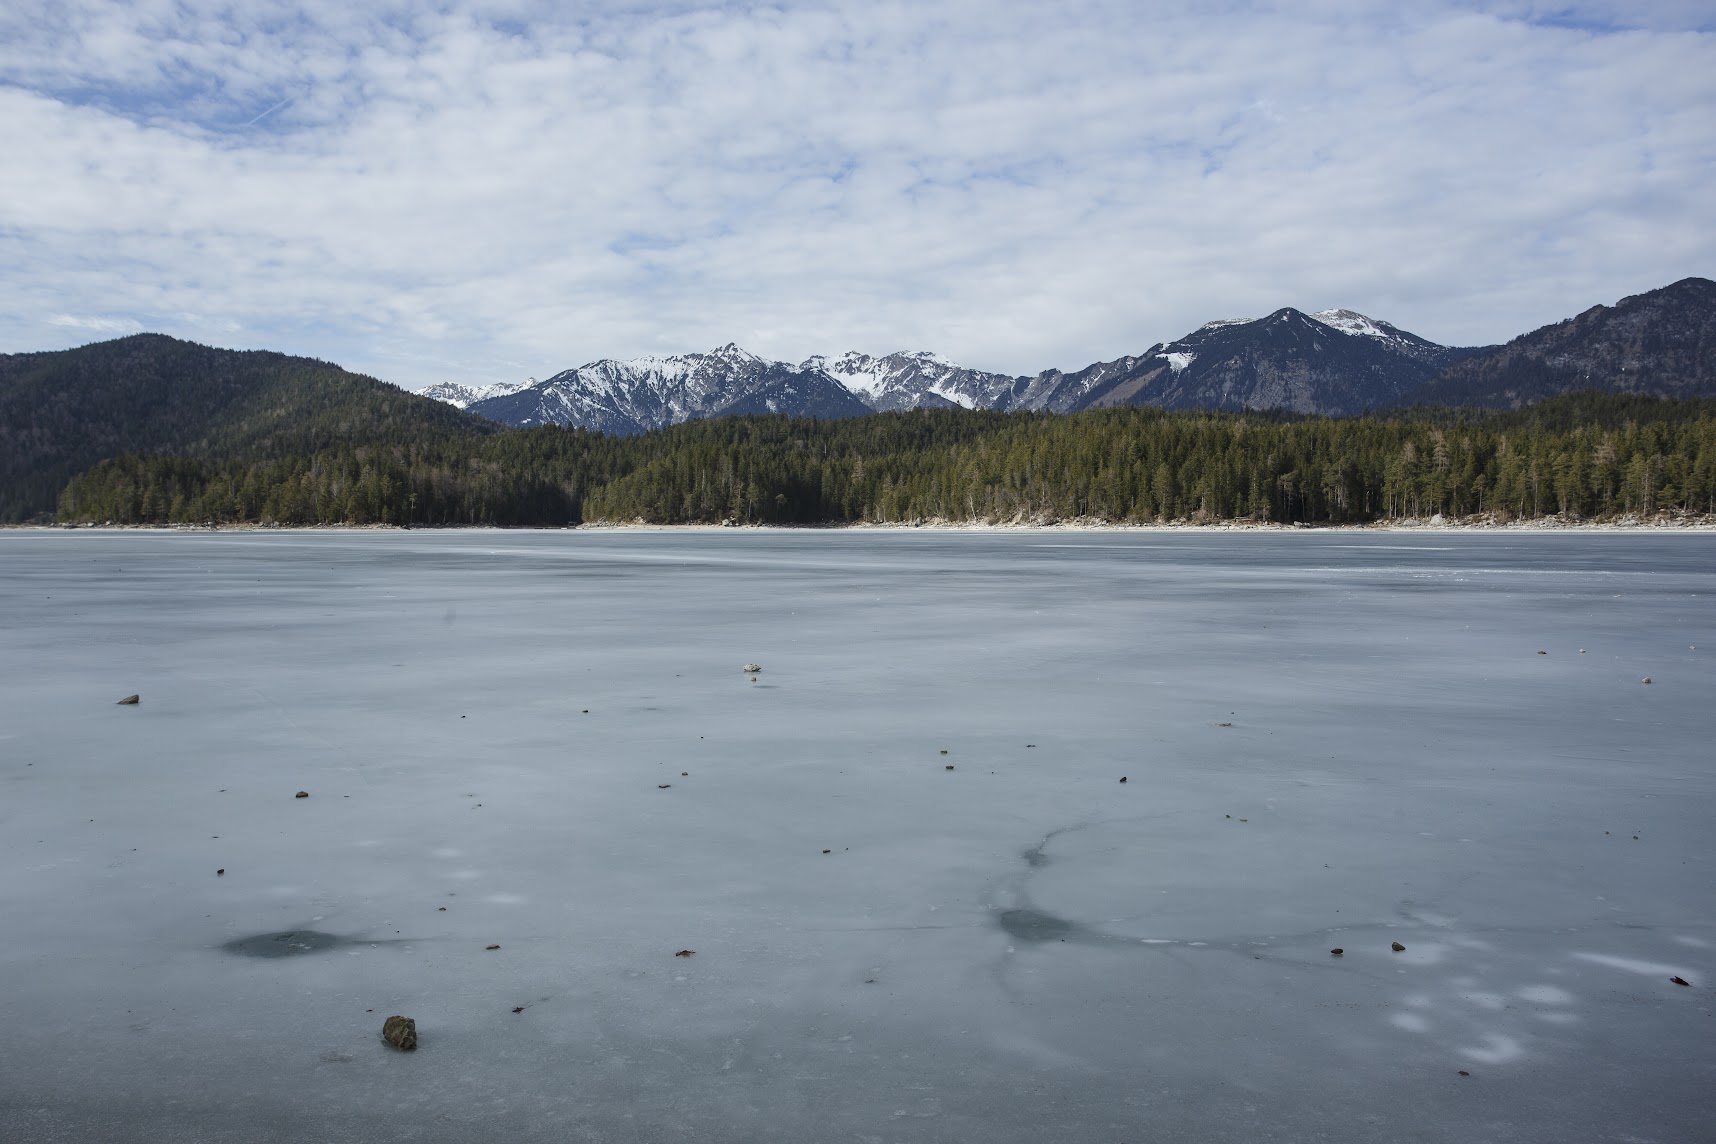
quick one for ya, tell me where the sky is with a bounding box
[2,1,1713,390]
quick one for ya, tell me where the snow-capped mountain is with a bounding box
[1075,308,1480,416]
[415,379,532,409]
[466,344,870,434]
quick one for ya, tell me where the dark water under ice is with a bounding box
[1,527,1712,1142]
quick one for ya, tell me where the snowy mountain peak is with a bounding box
[708,342,762,363]
[1311,309,1395,339]
[415,379,532,410]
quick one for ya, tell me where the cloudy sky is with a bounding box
[2,1,1712,389]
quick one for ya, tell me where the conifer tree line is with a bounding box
[54,393,1716,527]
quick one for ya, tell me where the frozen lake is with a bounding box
[2,528,1712,1143]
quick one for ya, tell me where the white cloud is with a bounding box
[47,314,145,334]
[0,1,1712,387]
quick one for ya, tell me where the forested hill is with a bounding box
[53,392,1716,528]
[0,334,495,521]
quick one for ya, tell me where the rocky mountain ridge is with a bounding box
[1402,277,1716,408]
[427,279,1715,430]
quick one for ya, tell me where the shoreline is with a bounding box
[9,516,1716,535]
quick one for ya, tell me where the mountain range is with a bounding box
[425,278,1713,431]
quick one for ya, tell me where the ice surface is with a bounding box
[1,529,1713,1142]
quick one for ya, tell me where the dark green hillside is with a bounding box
[580,396,1716,525]
[0,334,496,521]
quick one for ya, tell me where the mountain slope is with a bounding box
[469,344,869,433]
[0,333,495,521]
[1403,278,1716,408]
[806,351,1016,411]
[1075,309,1480,416]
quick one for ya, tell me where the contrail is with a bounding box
[244,96,295,126]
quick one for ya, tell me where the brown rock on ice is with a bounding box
[1330,948,1343,956]
[675,949,695,957]
[381,1015,417,1051]
[1670,976,1691,987]
[1391,941,1407,952]
[116,694,140,705]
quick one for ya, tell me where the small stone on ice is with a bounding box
[216,868,225,875]
[675,949,695,957]
[1391,941,1406,952]
[1642,677,1652,684]
[116,694,139,705]
[381,1015,417,1051]
[742,663,762,673]
[1330,948,1343,956]
[1670,976,1691,986]
[295,791,309,798]
[944,764,954,770]
[1119,776,1128,783]
[658,783,671,789]
[486,944,500,950]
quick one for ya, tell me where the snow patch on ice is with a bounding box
[1460,1034,1526,1064]
[1571,952,1696,980]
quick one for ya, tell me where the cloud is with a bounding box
[0,1,1712,387]
[47,314,145,334]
